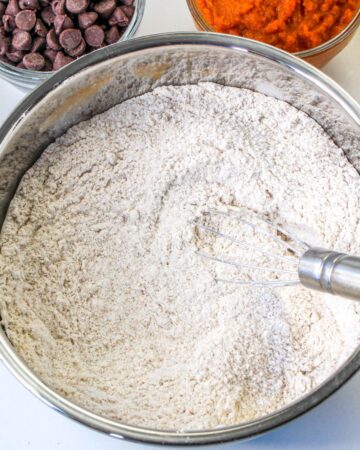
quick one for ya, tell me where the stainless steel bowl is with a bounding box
[0,33,360,446]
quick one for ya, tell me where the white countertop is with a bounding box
[1,1,360,449]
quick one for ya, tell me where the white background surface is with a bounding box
[0,1,360,449]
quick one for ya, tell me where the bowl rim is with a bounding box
[186,0,360,58]
[0,0,146,85]
[1,32,360,446]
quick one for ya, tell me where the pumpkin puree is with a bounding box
[195,0,359,52]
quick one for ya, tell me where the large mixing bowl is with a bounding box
[0,33,360,446]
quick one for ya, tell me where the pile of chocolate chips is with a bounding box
[0,0,135,71]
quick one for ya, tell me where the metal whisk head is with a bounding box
[195,207,360,301]
[195,207,311,288]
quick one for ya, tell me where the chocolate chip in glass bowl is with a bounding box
[51,0,66,15]
[40,5,55,26]
[1,0,137,72]
[0,34,9,55]
[65,0,88,14]
[6,48,25,62]
[121,5,134,18]
[94,0,116,18]
[23,51,45,69]
[46,28,61,49]
[19,0,39,10]
[53,49,73,69]
[105,25,120,44]
[78,11,97,29]
[59,27,81,50]
[43,47,57,61]
[35,18,48,36]
[15,10,37,31]
[3,15,17,32]
[0,54,12,63]
[65,35,85,56]
[54,14,73,34]
[108,6,129,26]
[12,30,32,50]
[84,24,104,47]
[31,35,46,51]
[5,0,21,17]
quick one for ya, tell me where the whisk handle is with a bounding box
[299,248,360,300]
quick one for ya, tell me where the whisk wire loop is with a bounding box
[216,278,301,288]
[197,251,298,275]
[208,209,305,256]
[196,224,299,265]
[196,207,307,288]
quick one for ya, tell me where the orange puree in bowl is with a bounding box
[195,0,359,52]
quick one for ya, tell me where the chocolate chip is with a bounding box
[35,17,47,35]
[31,35,45,51]
[51,0,65,14]
[6,48,25,61]
[94,0,115,18]
[12,27,23,34]
[65,0,88,14]
[23,51,44,69]
[43,47,56,60]
[0,54,14,64]
[19,0,39,10]
[46,28,60,49]
[5,0,20,16]
[59,27,81,49]
[12,29,32,49]
[77,11,97,28]
[121,5,134,18]
[3,15,16,32]
[84,23,103,47]
[40,5,54,25]
[53,49,73,69]
[108,7,129,26]
[15,9,36,30]
[65,35,84,55]
[54,14,73,34]
[53,14,65,34]
[0,34,9,55]
[105,25,119,44]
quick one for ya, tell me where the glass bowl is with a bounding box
[0,0,146,91]
[186,0,360,68]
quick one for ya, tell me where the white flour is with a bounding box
[1,83,360,431]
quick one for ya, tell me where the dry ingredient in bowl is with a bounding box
[1,83,360,431]
[195,0,360,52]
[0,0,135,71]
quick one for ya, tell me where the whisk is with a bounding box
[196,208,360,301]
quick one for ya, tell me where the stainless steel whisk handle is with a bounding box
[299,248,360,300]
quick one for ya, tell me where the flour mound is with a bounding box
[1,83,360,431]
